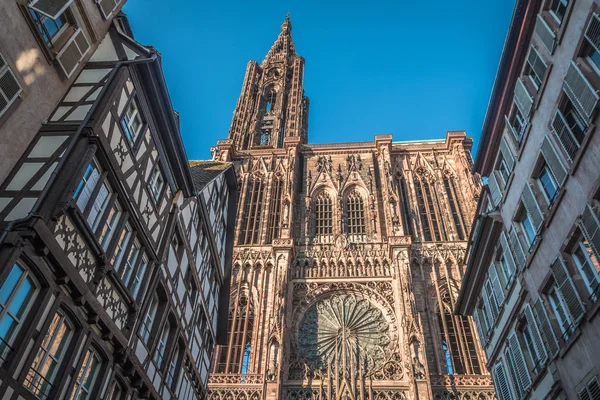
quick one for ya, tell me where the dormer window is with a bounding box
[121,97,143,146]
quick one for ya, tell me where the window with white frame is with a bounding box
[549,0,569,25]
[27,5,71,49]
[570,234,600,302]
[149,165,165,202]
[516,206,536,247]
[69,348,102,400]
[98,201,122,250]
[121,97,143,146]
[106,380,125,400]
[166,343,180,388]
[140,294,159,344]
[25,312,74,399]
[74,159,101,212]
[536,164,559,204]
[110,222,131,270]
[153,321,170,368]
[525,46,548,91]
[130,254,148,300]
[548,285,574,341]
[0,263,37,363]
[520,305,547,374]
[583,14,600,75]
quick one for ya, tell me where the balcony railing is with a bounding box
[24,368,54,400]
[551,109,581,161]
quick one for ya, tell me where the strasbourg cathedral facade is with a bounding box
[208,16,496,400]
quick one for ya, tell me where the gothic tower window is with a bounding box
[268,175,284,242]
[346,190,366,240]
[415,178,442,241]
[216,293,254,374]
[239,175,264,245]
[444,176,466,240]
[315,191,333,237]
[437,289,481,375]
[398,176,413,237]
[264,88,277,113]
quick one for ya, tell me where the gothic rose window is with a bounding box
[239,175,264,245]
[297,293,391,373]
[315,191,332,236]
[346,191,366,238]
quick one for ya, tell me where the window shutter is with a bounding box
[523,304,547,366]
[585,14,600,56]
[507,331,532,395]
[488,172,502,207]
[494,362,513,400]
[551,109,580,161]
[579,377,600,400]
[514,78,534,118]
[532,298,559,358]
[579,203,600,263]
[0,53,22,118]
[527,46,548,86]
[485,280,500,321]
[564,61,599,123]
[29,0,75,20]
[534,14,556,54]
[509,226,526,269]
[551,257,585,323]
[522,183,544,232]
[97,0,121,19]
[500,136,515,173]
[500,232,517,281]
[56,28,91,78]
[473,309,486,346]
[489,263,505,305]
[510,333,532,394]
[541,136,568,186]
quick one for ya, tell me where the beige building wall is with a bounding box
[458,0,600,399]
[0,0,126,185]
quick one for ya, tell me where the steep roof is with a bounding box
[189,160,232,192]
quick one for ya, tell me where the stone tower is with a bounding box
[208,16,496,400]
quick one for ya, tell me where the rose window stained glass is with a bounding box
[297,293,391,372]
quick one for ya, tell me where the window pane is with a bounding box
[0,265,23,304]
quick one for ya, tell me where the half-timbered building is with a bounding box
[0,18,237,400]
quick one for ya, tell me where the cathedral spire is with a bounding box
[262,14,296,66]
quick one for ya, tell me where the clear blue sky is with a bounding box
[123,0,515,159]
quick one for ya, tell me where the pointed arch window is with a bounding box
[239,175,264,245]
[398,176,413,237]
[268,175,284,242]
[315,191,333,237]
[437,290,481,375]
[215,294,254,374]
[444,176,466,240]
[415,178,442,242]
[264,89,277,113]
[346,191,366,239]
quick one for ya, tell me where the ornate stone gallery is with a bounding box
[207,15,496,400]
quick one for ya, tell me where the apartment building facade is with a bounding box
[456,0,600,399]
[0,8,237,400]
